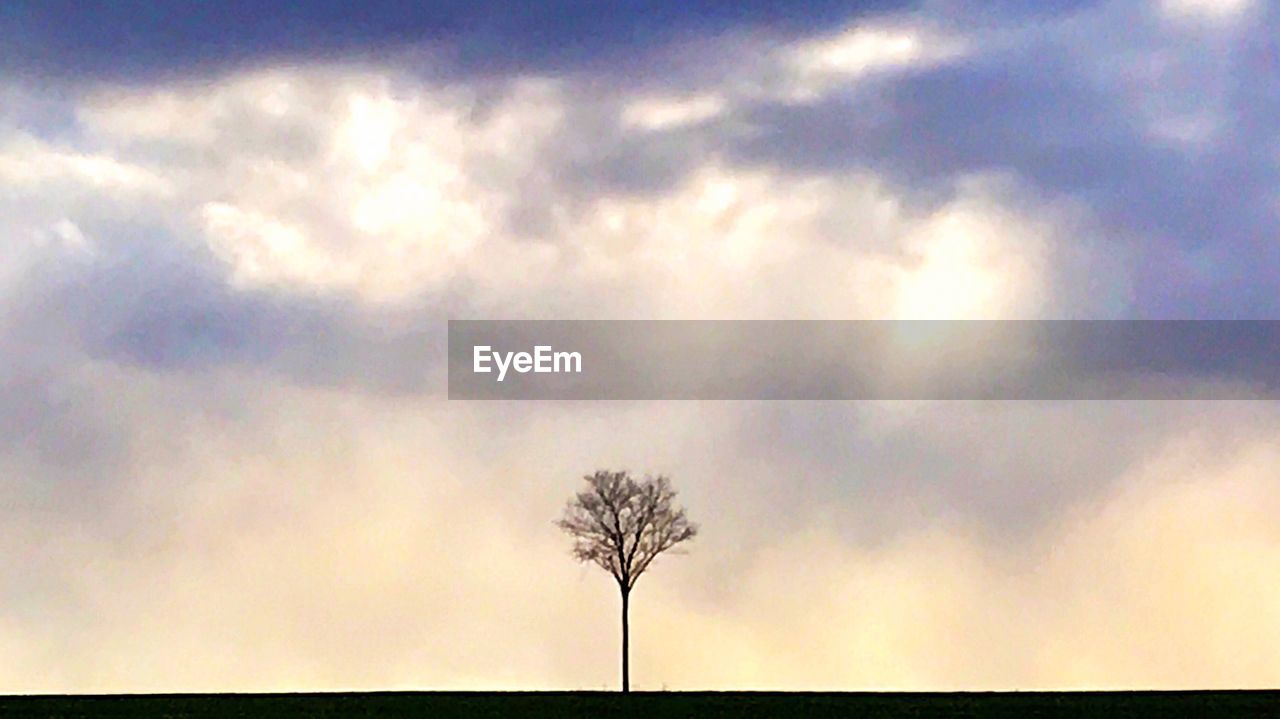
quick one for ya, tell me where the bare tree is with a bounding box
[557,470,698,693]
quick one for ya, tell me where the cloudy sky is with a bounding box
[2,0,1280,693]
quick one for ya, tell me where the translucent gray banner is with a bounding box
[447,321,1280,400]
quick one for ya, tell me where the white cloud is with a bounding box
[890,189,1052,320]
[71,70,567,302]
[20,56,1076,320]
[0,133,171,196]
[1159,0,1256,24]
[622,93,727,131]
[781,23,969,102]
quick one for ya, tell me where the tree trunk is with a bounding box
[621,587,630,693]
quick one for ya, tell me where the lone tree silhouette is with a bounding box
[558,470,697,693]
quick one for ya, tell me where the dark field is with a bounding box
[0,691,1277,718]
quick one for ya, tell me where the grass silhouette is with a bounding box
[1,690,1276,718]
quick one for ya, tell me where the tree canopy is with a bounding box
[557,470,697,593]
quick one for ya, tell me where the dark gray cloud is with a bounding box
[52,249,441,396]
[0,0,916,84]
[715,5,1280,317]
[475,1,1278,318]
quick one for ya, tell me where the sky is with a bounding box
[2,0,1280,692]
